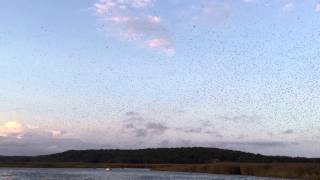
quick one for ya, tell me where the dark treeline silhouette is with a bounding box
[0,147,319,164]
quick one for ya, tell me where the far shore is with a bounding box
[0,162,319,180]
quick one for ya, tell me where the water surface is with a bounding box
[0,168,289,180]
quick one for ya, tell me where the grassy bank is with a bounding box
[0,162,319,180]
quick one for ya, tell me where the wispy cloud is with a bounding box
[155,139,299,153]
[0,121,69,140]
[224,141,299,148]
[179,127,203,133]
[93,0,237,54]
[243,0,255,3]
[146,38,174,54]
[132,0,154,8]
[125,111,140,116]
[282,2,294,12]
[0,121,97,156]
[218,114,262,124]
[94,0,174,54]
[0,135,100,156]
[283,129,294,134]
[316,3,320,12]
[50,130,68,138]
[122,113,168,137]
[180,1,231,25]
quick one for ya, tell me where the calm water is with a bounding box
[0,168,289,180]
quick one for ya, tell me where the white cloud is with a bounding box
[0,121,69,139]
[316,3,320,12]
[243,0,255,3]
[282,3,294,12]
[0,121,24,138]
[107,15,131,23]
[148,15,161,24]
[50,130,68,138]
[132,0,154,8]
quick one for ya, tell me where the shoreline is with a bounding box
[0,162,319,180]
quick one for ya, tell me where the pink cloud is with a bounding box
[94,0,174,54]
[94,0,153,15]
[108,16,131,23]
[147,38,174,54]
[94,0,117,15]
[147,38,168,48]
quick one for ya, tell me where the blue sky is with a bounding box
[0,0,320,156]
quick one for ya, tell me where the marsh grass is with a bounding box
[152,163,320,180]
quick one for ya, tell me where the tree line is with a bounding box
[0,147,319,164]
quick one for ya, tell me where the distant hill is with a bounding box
[0,147,319,163]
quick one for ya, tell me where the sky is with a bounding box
[0,0,320,157]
